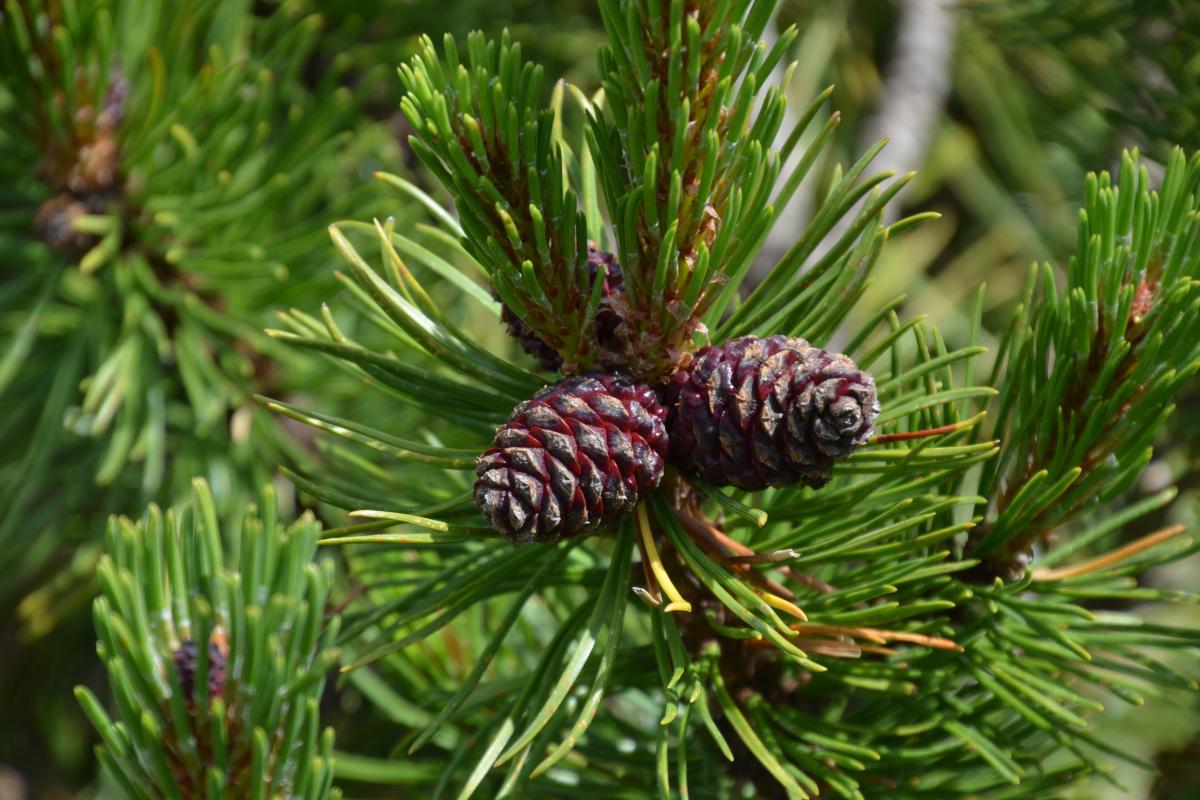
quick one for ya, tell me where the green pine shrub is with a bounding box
[0,0,404,620]
[253,3,1200,798]
[76,479,340,798]
[0,0,411,778]
[0,0,1187,797]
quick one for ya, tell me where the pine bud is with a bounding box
[500,244,626,371]
[172,635,228,704]
[664,335,879,490]
[474,373,668,542]
[35,193,94,253]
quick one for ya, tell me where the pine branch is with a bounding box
[0,0,403,624]
[971,148,1200,576]
[257,7,1200,800]
[76,480,340,799]
[587,0,800,377]
[399,32,615,372]
[269,182,1030,798]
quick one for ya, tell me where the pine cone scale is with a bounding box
[578,461,603,508]
[570,420,610,465]
[539,429,580,468]
[546,457,578,502]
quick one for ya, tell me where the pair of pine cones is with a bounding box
[474,249,880,543]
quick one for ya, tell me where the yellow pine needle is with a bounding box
[790,623,961,652]
[633,520,664,606]
[636,505,692,613]
[758,590,808,622]
[1032,524,1188,582]
[861,629,960,652]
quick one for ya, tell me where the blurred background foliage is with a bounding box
[1,0,1197,797]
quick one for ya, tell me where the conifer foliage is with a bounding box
[259,1,1200,797]
[0,0,399,623]
[0,0,409,781]
[76,480,339,798]
[2,0,1191,797]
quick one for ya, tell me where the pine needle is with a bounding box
[637,504,692,614]
[1032,525,1189,582]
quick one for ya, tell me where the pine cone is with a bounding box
[664,335,879,490]
[474,373,668,542]
[500,244,625,371]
